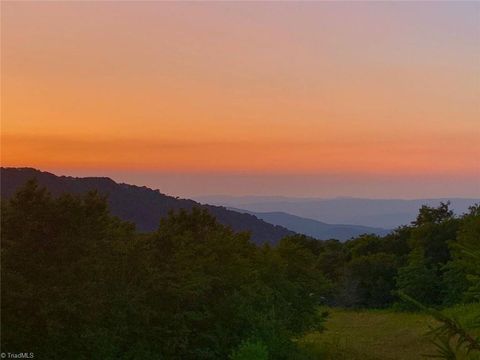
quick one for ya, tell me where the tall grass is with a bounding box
[299,307,477,360]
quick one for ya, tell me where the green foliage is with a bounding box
[1,180,142,358]
[229,340,269,360]
[339,253,398,308]
[255,200,476,323]
[296,201,478,310]
[397,292,480,359]
[413,202,454,226]
[396,234,480,359]
[408,218,459,267]
[315,239,349,282]
[2,180,479,359]
[347,234,384,258]
[443,303,480,331]
[395,248,442,309]
[1,180,328,359]
[274,235,332,329]
[450,205,480,302]
[441,260,470,306]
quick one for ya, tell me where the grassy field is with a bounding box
[300,304,480,360]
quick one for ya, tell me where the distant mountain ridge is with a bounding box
[229,208,391,241]
[195,195,480,229]
[0,168,294,245]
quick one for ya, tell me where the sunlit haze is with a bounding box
[2,2,479,197]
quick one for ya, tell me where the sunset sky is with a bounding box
[2,2,479,198]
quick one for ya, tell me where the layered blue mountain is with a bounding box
[229,208,390,241]
[195,195,480,229]
[0,168,293,245]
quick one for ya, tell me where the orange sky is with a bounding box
[2,2,479,196]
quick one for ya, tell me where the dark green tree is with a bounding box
[1,180,144,359]
[395,248,441,308]
[338,253,398,308]
[444,204,480,303]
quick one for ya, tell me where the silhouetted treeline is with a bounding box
[1,180,327,359]
[290,202,480,309]
[1,180,479,359]
[1,167,294,244]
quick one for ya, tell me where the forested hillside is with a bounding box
[1,179,479,359]
[229,208,390,241]
[291,201,480,310]
[1,168,293,244]
[1,180,327,359]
